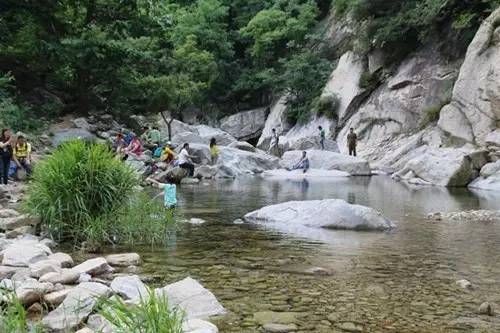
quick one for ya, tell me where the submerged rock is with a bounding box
[478,302,495,316]
[182,319,219,333]
[244,199,394,231]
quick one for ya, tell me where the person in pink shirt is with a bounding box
[123,133,143,160]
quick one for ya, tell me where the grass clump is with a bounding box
[0,289,46,333]
[24,140,138,244]
[98,288,184,333]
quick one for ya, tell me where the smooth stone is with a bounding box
[189,218,206,225]
[72,257,114,276]
[182,318,219,333]
[263,323,298,332]
[29,259,62,278]
[156,277,225,319]
[39,269,80,284]
[478,302,494,316]
[105,253,141,267]
[48,252,74,268]
[110,275,148,301]
[1,241,51,267]
[87,314,114,333]
[5,226,34,238]
[456,279,473,290]
[43,288,73,307]
[253,311,298,325]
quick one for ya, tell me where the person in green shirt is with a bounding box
[318,126,326,150]
[148,126,161,145]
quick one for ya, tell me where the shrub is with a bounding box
[359,71,380,90]
[24,141,138,243]
[314,93,340,119]
[97,288,184,333]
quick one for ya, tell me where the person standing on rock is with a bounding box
[268,128,279,156]
[0,129,14,185]
[347,128,358,156]
[209,138,219,165]
[178,143,195,177]
[319,126,326,150]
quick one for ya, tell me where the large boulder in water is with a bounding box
[244,199,394,231]
[393,147,488,186]
[220,107,269,141]
[280,150,371,175]
[438,7,500,146]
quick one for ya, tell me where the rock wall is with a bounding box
[438,7,500,147]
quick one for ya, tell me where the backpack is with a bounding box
[153,146,163,158]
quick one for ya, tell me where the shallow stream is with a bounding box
[105,176,500,332]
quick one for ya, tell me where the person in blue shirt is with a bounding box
[147,176,177,211]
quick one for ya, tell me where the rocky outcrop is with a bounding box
[393,147,488,186]
[220,107,269,141]
[280,150,371,175]
[257,97,292,150]
[244,199,395,231]
[337,46,460,159]
[171,123,237,147]
[217,147,280,175]
[438,7,500,146]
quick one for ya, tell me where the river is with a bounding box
[109,175,500,332]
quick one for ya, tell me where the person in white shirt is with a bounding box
[178,143,195,177]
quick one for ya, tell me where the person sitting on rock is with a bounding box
[347,128,358,156]
[10,135,32,179]
[178,143,195,177]
[123,133,143,160]
[287,151,310,173]
[161,142,176,165]
[209,137,219,165]
[148,126,161,147]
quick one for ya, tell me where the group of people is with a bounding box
[0,128,33,185]
[112,125,221,178]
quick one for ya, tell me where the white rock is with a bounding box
[72,257,113,276]
[244,199,395,231]
[280,150,371,175]
[87,314,114,333]
[0,215,40,231]
[42,282,111,332]
[105,253,141,267]
[189,218,206,225]
[0,209,20,218]
[156,277,226,319]
[182,319,219,333]
[44,288,73,307]
[16,279,54,306]
[0,265,23,279]
[228,141,257,153]
[217,147,279,176]
[110,275,148,301]
[1,241,52,267]
[456,279,473,290]
[257,96,292,150]
[29,259,62,278]
[39,269,80,284]
[48,252,74,268]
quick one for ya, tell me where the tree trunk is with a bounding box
[160,111,174,140]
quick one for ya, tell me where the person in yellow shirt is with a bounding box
[161,142,176,164]
[11,135,32,178]
[210,137,219,165]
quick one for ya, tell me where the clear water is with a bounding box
[112,176,500,332]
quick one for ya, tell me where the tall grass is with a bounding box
[0,289,46,333]
[24,140,138,243]
[97,288,184,333]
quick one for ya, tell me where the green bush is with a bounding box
[359,71,380,90]
[314,93,340,119]
[24,141,138,243]
[98,288,184,333]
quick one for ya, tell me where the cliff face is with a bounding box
[258,7,500,187]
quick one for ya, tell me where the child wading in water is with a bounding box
[147,176,177,220]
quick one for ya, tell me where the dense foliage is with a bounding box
[1,0,332,126]
[332,0,500,61]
